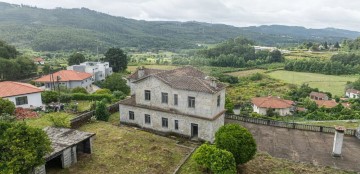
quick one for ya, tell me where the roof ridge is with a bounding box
[9,81,41,90]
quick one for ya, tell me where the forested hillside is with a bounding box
[0,2,359,52]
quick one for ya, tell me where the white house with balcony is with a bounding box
[119,66,226,142]
[0,81,43,108]
[67,61,113,82]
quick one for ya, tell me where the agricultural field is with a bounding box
[226,69,266,77]
[284,50,336,60]
[47,121,194,174]
[178,152,354,174]
[267,70,358,97]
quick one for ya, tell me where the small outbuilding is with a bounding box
[251,96,294,116]
[346,89,360,99]
[309,92,328,100]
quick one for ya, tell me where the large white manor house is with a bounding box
[119,66,226,142]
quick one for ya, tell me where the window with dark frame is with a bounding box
[15,96,28,105]
[174,120,179,130]
[188,96,195,108]
[145,90,151,100]
[161,92,168,103]
[162,117,168,128]
[129,111,134,120]
[174,94,178,105]
[145,114,151,124]
[217,95,221,107]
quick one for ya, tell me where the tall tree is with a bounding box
[68,52,86,66]
[104,48,128,72]
[0,40,19,59]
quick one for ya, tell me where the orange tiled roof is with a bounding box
[35,70,92,82]
[0,81,42,97]
[251,96,294,109]
[314,100,338,108]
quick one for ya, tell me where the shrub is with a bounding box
[71,87,88,94]
[215,124,257,165]
[0,113,16,122]
[49,113,71,128]
[71,93,113,101]
[249,73,263,81]
[113,91,126,99]
[59,93,73,103]
[225,96,234,114]
[102,73,130,94]
[0,98,15,115]
[193,143,236,174]
[95,101,110,121]
[14,107,38,120]
[94,89,111,94]
[41,91,58,104]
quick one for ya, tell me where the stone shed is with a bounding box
[32,127,95,174]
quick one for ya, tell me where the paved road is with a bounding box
[226,119,360,172]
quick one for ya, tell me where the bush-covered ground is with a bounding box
[226,69,266,77]
[284,50,335,60]
[267,70,357,97]
[22,112,75,129]
[178,152,355,174]
[298,120,360,129]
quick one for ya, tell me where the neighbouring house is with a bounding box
[119,66,226,142]
[345,89,360,99]
[251,96,295,116]
[34,70,93,90]
[32,127,95,174]
[34,57,45,65]
[310,91,329,100]
[67,61,113,81]
[314,100,338,108]
[0,81,43,108]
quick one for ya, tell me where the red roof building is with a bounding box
[251,96,294,116]
[314,100,338,108]
[35,70,92,82]
[0,81,43,108]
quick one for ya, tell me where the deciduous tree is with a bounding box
[68,52,86,66]
[104,48,128,72]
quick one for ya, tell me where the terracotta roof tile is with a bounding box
[251,96,294,109]
[314,100,338,108]
[35,70,92,82]
[0,81,42,97]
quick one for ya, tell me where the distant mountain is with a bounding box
[0,2,359,52]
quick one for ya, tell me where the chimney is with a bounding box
[210,77,217,88]
[138,66,144,79]
[332,126,346,157]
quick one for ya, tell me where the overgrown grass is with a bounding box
[47,121,192,174]
[127,65,178,72]
[298,120,360,129]
[226,69,266,77]
[75,100,93,112]
[267,70,357,97]
[284,50,335,60]
[178,152,355,174]
[22,112,74,129]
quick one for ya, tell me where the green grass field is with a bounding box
[22,112,75,129]
[284,50,336,60]
[226,69,266,77]
[267,70,358,97]
[127,65,178,72]
[298,120,360,129]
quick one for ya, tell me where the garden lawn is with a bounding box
[226,69,266,77]
[267,70,358,97]
[22,112,74,129]
[47,121,193,174]
[178,152,355,174]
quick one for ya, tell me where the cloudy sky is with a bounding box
[2,0,360,31]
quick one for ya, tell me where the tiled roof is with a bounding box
[35,70,92,82]
[132,66,226,94]
[346,88,360,94]
[251,96,294,109]
[119,95,226,121]
[0,81,42,97]
[34,57,44,62]
[127,68,167,81]
[309,92,328,99]
[314,100,338,108]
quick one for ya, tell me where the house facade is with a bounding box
[310,91,329,100]
[0,81,43,108]
[34,57,45,65]
[35,70,93,90]
[251,96,294,116]
[346,89,360,99]
[67,61,113,82]
[120,66,226,142]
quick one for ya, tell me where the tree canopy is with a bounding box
[0,40,18,59]
[68,52,86,66]
[104,48,128,72]
[0,122,51,173]
[99,73,130,94]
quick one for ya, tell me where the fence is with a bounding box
[70,102,120,128]
[225,114,358,136]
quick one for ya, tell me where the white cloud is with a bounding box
[1,0,360,31]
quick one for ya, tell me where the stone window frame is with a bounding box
[174,120,179,130]
[174,94,178,106]
[161,92,168,104]
[145,90,151,101]
[217,95,221,107]
[15,96,28,106]
[188,96,195,108]
[145,114,151,124]
[129,111,135,120]
[162,117,168,128]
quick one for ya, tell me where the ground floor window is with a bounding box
[174,120,179,130]
[129,111,134,120]
[15,96,28,105]
[162,117,168,128]
[145,114,151,124]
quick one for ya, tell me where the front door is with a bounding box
[191,123,198,138]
